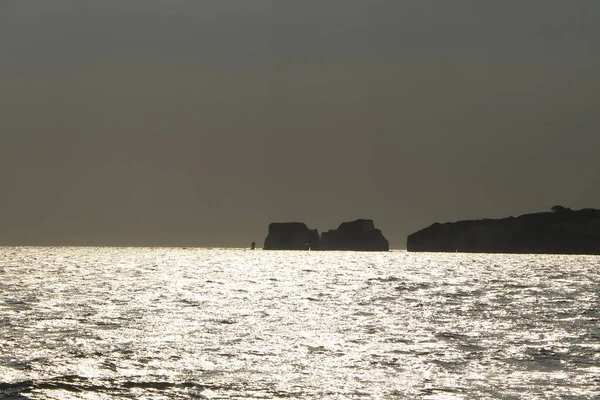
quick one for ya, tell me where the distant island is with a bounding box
[263,219,389,251]
[407,206,600,255]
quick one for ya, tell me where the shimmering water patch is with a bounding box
[1,247,599,398]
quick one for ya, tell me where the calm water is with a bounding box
[1,247,599,399]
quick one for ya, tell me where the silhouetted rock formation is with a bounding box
[407,207,600,255]
[320,219,389,251]
[263,219,389,251]
[263,222,320,250]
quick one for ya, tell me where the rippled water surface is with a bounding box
[1,247,599,399]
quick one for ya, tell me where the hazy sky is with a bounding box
[1,1,600,247]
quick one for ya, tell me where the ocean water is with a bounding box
[0,247,599,399]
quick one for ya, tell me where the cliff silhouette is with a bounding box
[263,219,389,251]
[263,222,319,250]
[407,207,600,254]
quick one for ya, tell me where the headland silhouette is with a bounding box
[407,206,600,255]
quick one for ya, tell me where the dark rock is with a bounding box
[407,207,600,254]
[319,219,389,251]
[263,219,389,251]
[263,222,320,250]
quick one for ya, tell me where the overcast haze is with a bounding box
[1,1,600,247]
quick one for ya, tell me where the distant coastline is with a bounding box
[407,206,600,255]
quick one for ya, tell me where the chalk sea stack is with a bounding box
[263,219,389,251]
[263,222,320,250]
[407,206,600,255]
[320,219,389,251]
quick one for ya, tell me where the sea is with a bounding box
[1,247,599,399]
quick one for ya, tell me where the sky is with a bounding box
[1,0,600,247]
